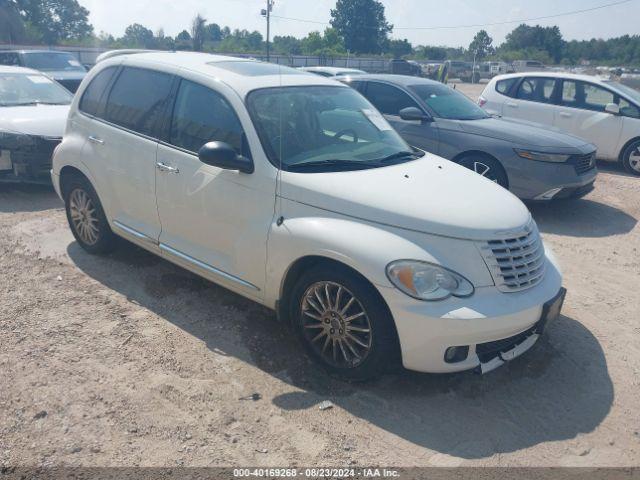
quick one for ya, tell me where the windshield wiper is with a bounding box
[287,159,380,171]
[377,150,423,163]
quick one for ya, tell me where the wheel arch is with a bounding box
[452,150,509,188]
[618,136,640,162]
[59,165,91,199]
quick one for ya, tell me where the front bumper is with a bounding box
[0,136,60,184]
[377,257,563,373]
[507,153,598,201]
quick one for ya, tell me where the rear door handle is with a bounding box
[156,162,180,174]
[506,102,518,108]
[88,135,104,145]
[559,112,572,118]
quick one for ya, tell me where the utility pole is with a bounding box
[261,0,274,62]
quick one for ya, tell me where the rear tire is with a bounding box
[457,153,509,188]
[289,263,401,381]
[64,175,117,254]
[621,139,640,176]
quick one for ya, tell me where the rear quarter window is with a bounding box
[79,67,118,117]
[496,78,518,96]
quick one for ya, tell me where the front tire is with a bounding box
[64,175,117,254]
[621,139,640,176]
[457,153,509,188]
[289,264,400,381]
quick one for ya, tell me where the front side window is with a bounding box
[619,98,640,119]
[79,67,117,117]
[247,86,417,172]
[516,77,556,103]
[22,52,85,72]
[0,72,72,107]
[562,80,615,112]
[364,82,420,115]
[410,83,488,120]
[169,80,245,154]
[104,67,174,137]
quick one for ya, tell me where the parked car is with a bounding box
[298,66,366,77]
[341,74,598,200]
[480,73,640,175]
[511,60,546,73]
[0,66,72,183]
[445,61,479,83]
[0,50,87,93]
[52,52,565,379]
[389,59,422,77]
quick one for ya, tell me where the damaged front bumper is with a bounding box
[0,133,61,184]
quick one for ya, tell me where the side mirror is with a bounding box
[198,141,254,174]
[399,106,431,122]
[605,103,620,115]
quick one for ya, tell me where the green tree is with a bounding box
[121,23,154,48]
[175,29,192,50]
[205,23,223,42]
[502,24,564,63]
[272,35,302,55]
[330,0,392,54]
[388,38,412,59]
[15,0,93,44]
[0,0,26,43]
[469,30,493,59]
[191,14,206,51]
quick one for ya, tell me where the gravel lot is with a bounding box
[1,84,639,468]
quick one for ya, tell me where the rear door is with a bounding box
[362,81,440,154]
[81,66,174,244]
[554,80,623,159]
[502,76,558,126]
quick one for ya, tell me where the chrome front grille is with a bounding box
[478,222,546,292]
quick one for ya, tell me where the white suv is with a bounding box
[480,73,640,175]
[52,52,565,379]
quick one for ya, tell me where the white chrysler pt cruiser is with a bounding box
[52,52,565,380]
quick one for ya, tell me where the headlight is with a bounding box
[386,260,474,301]
[514,149,571,163]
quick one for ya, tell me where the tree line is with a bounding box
[1,0,639,66]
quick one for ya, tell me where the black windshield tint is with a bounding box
[409,84,489,120]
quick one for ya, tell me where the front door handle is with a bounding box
[88,135,104,145]
[156,162,180,174]
[559,112,572,118]
[506,102,518,108]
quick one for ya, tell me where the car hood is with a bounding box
[0,105,69,138]
[280,153,531,241]
[449,117,595,152]
[43,70,86,81]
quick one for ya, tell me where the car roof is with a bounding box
[491,71,611,85]
[340,74,440,87]
[0,65,43,75]
[98,51,344,97]
[300,66,364,73]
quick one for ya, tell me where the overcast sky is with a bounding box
[77,0,639,47]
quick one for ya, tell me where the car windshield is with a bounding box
[0,73,73,106]
[247,86,420,172]
[604,81,640,104]
[22,52,85,72]
[409,83,489,120]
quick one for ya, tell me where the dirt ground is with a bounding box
[1,87,639,468]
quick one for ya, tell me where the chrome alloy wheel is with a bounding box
[473,161,498,182]
[629,145,640,173]
[300,281,373,368]
[69,188,99,245]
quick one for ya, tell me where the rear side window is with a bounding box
[0,52,20,66]
[495,78,517,96]
[79,67,117,117]
[169,80,245,154]
[104,67,174,138]
[364,82,420,115]
[516,77,556,103]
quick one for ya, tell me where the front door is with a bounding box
[155,78,276,299]
[554,80,623,160]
